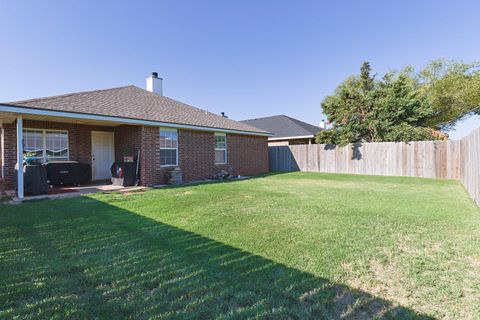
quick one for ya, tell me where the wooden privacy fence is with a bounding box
[460,127,480,204]
[269,141,461,179]
[269,127,480,204]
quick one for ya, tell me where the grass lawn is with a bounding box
[1,172,479,319]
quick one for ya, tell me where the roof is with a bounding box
[241,115,321,139]
[1,85,267,135]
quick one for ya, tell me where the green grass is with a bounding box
[1,172,479,319]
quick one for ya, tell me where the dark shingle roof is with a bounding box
[241,115,321,138]
[3,85,267,135]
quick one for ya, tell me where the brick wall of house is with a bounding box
[138,127,269,186]
[0,130,2,169]
[226,133,269,176]
[114,125,142,162]
[1,120,116,190]
[178,129,217,182]
[139,126,162,186]
[2,122,19,191]
[1,119,269,190]
[0,127,5,194]
[21,120,115,164]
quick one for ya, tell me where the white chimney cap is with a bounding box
[146,72,163,96]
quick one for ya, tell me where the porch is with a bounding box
[0,112,143,199]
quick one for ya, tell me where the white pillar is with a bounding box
[16,116,24,199]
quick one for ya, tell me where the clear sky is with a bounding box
[1,0,479,139]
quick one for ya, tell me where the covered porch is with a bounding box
[0,110,143,199]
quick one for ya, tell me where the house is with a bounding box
[241,115,321,146]
[0,73,270,198]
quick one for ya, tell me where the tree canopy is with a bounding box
[317,60,480,145]
[418,60,480,130]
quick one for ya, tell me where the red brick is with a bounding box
[1,120,268,190]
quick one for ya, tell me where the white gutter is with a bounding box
[268,135,314,141]
[0,104,272,137]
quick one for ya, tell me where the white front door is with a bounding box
[91,131,115,180]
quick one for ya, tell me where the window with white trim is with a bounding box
[214,133,227,164]
[160,128,178,166]
[23,129,69,162]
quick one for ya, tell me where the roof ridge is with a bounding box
[239,114,320,138]
[131,86,219,115]
[241,114,286,122]
[287,116,319,128]
[5,85,136,105]
[130,86,263,131]
[2,84,269,135]
[242,114,318,127]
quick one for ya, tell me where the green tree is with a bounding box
[317,62,435,145]
[360,61,375,92]
[418,60,480,130]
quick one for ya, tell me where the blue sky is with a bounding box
[1,0,479,139]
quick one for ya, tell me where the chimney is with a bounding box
[221,112,228,118]
[320,119,326,129]
[146,72,163,95]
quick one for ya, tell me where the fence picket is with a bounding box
[269,130,479,204]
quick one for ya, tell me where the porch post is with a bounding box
[16,115,24,199]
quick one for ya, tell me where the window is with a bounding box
[23,129,69,162]
[160,128,178,166]
[45,131,69,160]
[214,133,227,164]
[23,129,44,159]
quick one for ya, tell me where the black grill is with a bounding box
[45,161,91,186]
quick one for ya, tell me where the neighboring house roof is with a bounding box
[1,85,268,135]
[241,115,321,139]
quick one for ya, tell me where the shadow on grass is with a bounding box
[0,197,434,319]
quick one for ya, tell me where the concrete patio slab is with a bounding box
[10,182,148,203]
